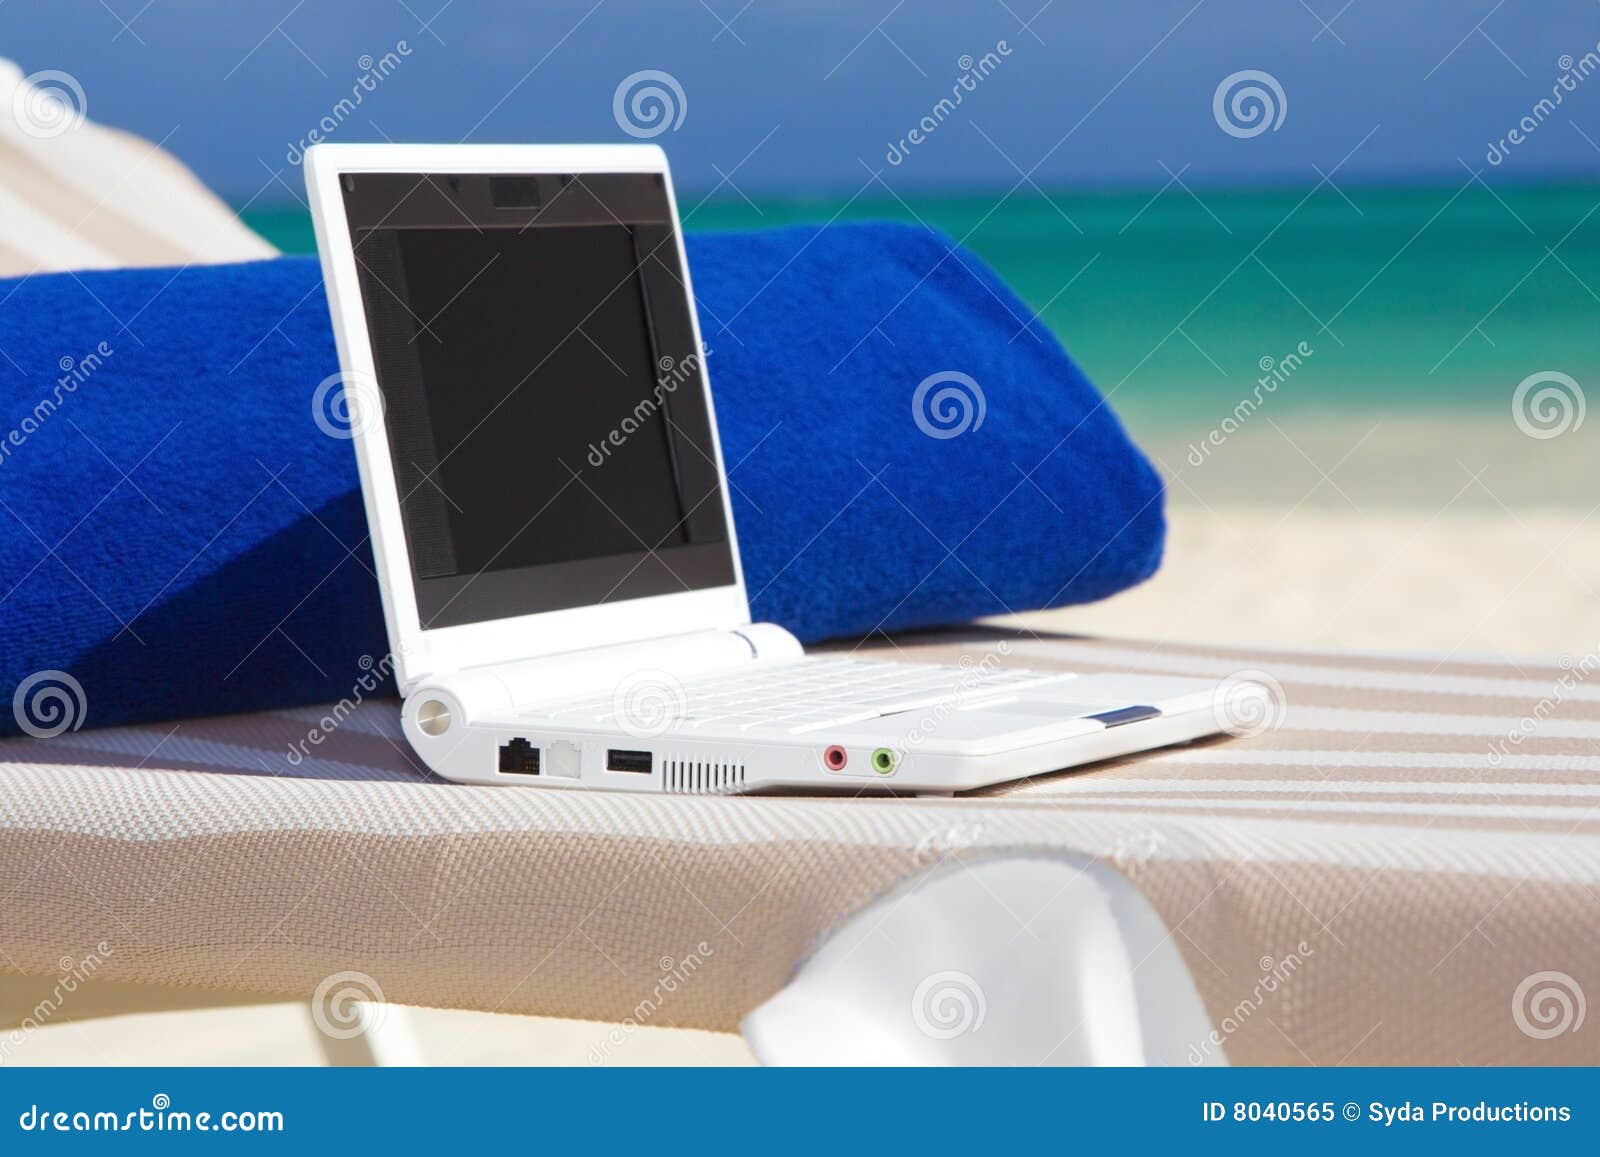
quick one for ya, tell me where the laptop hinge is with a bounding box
[406,623,802,714]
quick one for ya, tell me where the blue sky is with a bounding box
[3,0,1598,198]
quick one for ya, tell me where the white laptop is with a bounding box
[305,142,1253,794]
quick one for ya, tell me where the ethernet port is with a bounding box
[498,737,540,775]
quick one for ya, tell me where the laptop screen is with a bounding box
[340,172,735,630]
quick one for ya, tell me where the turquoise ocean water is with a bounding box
[243,182,1600,427]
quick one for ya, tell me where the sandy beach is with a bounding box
[1027,410,1599,659]
[1016,503,1600,660]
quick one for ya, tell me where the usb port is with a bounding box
[498,738,540,775]
[605,749,652,774]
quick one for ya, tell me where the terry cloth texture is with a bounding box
[0,629,1594,1065]
[0,226,1163,734]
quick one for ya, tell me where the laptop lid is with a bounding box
[306,144,748,689]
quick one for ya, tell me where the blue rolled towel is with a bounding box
[0,223,1162,735]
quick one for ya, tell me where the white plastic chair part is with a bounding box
[310,1002,425,1067]
[0,58,280,276]
[741,854,1223,1066]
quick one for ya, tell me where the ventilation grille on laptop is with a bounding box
[661,756,746,794]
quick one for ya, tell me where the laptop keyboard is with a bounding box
[532,656,1072,734]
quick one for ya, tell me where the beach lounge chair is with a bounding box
[3,627,1595,1065]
